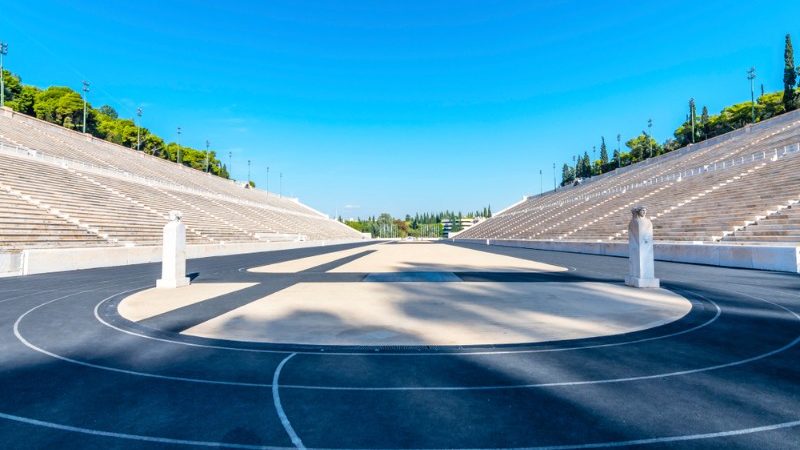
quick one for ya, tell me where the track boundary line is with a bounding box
[272,353,305,449]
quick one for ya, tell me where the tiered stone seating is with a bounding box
[0,109,361,249]
[0,189,109,249]
[724,203,800,243]
[459,110,800,245]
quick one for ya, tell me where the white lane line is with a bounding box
[21,289,798,393]
[2,408,796,450]
[92,289,720,356]
[14,288,276,388]
[272,353,305,449]
[0,411,289,449]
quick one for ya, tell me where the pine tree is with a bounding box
[599,137,609,165]
[784,34,797,111]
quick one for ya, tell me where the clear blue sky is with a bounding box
[2,1,799,218]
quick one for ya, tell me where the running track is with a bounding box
[0,241,798,449]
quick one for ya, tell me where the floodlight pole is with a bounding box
[0,42,8,108]
[617,134,621,168]
[136,107,142,151]
[539,169,542,195]
[228,152,232,179]
[205,140,210,173]
[647,119,653,158]
[247,160,251,184]
[689,98,696,143]
[82,81,90,133]
[176,127,182,165]
[552,163,556,190]
[747,67,756,124]
[280,172,283,198]
[266,166,270,197]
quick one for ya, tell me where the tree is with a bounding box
[626,133,660,163]
[561,163,574,186]
[7,85,39,115]
[784,34,796,111]
[32,86,95,132]
[98,105,118,119]
[700,106,709,138]
[1,69,22,103]
[599,136,609,165]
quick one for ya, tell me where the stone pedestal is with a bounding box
[625,206,660,288]
[156,211,190,289]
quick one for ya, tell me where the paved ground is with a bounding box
[0,240,798,449]
[119,243,691,346]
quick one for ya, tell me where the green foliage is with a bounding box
[599,137,609,165]
[784,34,796,111]
[2,69,229,180]
[344,208,489,238]
[1,69,22,103]
[32,86,94,132]
[625,133,660,162]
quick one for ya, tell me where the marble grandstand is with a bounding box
[458,110,800,245]
[0,107,362,251]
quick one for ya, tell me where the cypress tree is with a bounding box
[784,34,796,111]
[700,106,709,139]
[599,137,609,165]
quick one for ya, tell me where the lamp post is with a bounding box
[747,67,756,124]
[247,160,251,185]
[228,152,232,179]
[552,163,556,190]
[176,127,182,165]
[689,98,696,143]
[539,169,542,195]
[280,172,283,198]
[205,140,210,173]
[647,119,653,158]
[266,166,270,197]
[81,81,90,133]
[136,107,142,151]
[0,42,8,108]
[616,133,621,168]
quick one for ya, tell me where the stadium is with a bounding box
[1,3,799,449]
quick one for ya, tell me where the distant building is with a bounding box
[442,217,484,238]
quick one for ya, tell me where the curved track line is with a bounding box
[13,288,798,393]
[13,288,276,388]
[0,411,797,449]
[272,353,305,449]
[0,412,289,449]
[93,289,721,356]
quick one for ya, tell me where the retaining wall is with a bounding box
[0,239,367,276]
[455,239,800,273]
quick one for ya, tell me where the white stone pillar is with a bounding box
[624,206,660,288]
[156,210,190,289]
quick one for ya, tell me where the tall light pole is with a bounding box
[228,152,232,179]
[280,172,283,198]
[689,98,696,143]
[176,126,182,164]
[247,159,251,185]
[81,81,90,133]
[647,118,653,158]
[616,133,621,168]
[136,107,142,151]
[552,163,556,190]
[266,166,270,197]
[539,169,543,195]
[204,140,210,173]
[747,67,756,124]
[0,42,8,108]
